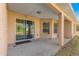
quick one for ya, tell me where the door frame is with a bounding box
[40,19,51,39]
[16,19,35,43]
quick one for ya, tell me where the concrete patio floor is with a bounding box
[7,38,71,56]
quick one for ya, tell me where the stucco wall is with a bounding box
[8,10,54,44]
[40,18,54,39]
[64,19,72,38]
[8,11,41,44]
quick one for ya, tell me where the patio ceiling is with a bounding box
[8,3,58,20]
[55,3,76,20]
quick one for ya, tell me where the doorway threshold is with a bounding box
[16,40,32,45]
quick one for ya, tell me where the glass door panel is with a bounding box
[26,21,34,39]
[16,19,35,41]
[16,20,25,40]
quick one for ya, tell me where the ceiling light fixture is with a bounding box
[36,11,42,14]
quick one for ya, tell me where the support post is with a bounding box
[0,3,8,55]
[58,13,64,47]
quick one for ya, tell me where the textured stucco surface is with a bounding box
[0,3,8,55]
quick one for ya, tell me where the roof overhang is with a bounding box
[48,3,76,22]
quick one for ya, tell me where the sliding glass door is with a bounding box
[16,20,25,41]
[16,19,35,42]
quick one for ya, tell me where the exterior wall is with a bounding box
[74,22,76,33]
[64,19,71,38]
[8,11,41,44]
[0,3,8,55]
[71,21,76,38]
[40,18,54,39]
[8,10,76,45]
[8,10,54,44]
[64,19,76,38]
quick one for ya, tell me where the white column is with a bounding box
[0,3,8,55]
[58,13,64,47]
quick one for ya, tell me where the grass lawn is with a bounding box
[55,32,79,56]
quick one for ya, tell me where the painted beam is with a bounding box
[48,3,72,22]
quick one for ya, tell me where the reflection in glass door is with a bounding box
[16,19,35,42]
[16,20,25,41]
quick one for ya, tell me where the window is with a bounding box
[54,22,58,33]
[43,22,49,34]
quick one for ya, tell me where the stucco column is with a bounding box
[50,18,54,39]
[74,23,76,33]
[71,21,74,38]
[0,3,8,55]
[74,22,76,34]
[58,13,64,47]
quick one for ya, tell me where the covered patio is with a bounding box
[0,3,76,55]
[7,38,71,56]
